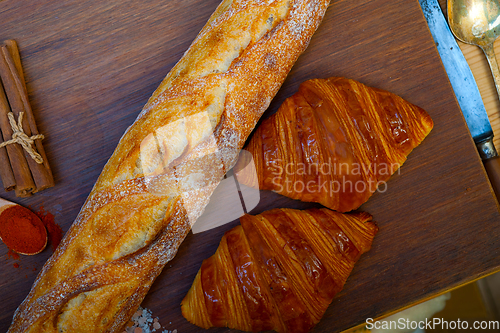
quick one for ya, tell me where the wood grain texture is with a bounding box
[0,0,499,332]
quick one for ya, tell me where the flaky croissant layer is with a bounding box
[237,77,434,212]
[182,208,378,333]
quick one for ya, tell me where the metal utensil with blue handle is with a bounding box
[419,0,500,199]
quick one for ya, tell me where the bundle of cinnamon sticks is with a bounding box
[0,40,54,197]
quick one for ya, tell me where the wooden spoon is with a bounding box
[448,0,500,99]
[0,198,47,255]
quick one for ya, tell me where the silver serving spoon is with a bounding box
[448,0,500,98]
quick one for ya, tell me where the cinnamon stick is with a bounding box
[0,47,17,191]
[4,40,26,91]
[5,43,55,191]
[0,43,19,192]
[3,43,54,191]
[0,79,35,196]
[0,45,54,192]
[0,127,16,191]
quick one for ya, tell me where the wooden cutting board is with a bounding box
[1,0,500,332]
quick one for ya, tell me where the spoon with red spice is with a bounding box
[0,198,47,255]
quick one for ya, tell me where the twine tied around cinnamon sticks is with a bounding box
[0,40,54,197]
[0,112,44,164]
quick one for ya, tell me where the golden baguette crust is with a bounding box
[8,0,330,332]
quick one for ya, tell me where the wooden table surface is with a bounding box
[1,0,500,332]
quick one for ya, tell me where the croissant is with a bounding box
[236,77,433,212]
[181,208,378,333]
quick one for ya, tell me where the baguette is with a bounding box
[8,0,330,332]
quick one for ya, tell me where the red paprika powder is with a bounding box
[0,205,47,255]
[7,248,20,260]
[35,206,62,251]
